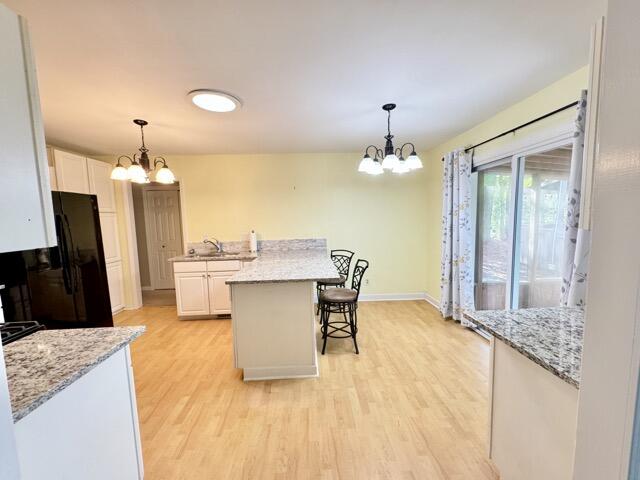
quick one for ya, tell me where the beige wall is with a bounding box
[100,65,589,304]
[104,153,431,296]
[421,65,590,299]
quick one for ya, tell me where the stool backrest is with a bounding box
[330,249,354,278]
[351,259,369,300]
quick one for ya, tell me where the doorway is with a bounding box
[132,182,183,306]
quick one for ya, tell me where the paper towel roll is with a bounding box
[249,230,257,252]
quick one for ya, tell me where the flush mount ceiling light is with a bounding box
[358,103,423,175]
[188,89,242,112]
[110,119,176,184]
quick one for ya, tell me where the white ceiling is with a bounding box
[6,0,604,155]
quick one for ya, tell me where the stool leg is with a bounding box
[349,304,359,354]
[316,284,321,316]
[321,304,329,355]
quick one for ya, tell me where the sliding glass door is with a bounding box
[475,145,572,310]
[475,159,512,310]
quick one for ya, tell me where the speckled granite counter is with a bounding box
[464,307,584,388]
[4,326,145,422]
[226,248,341,284]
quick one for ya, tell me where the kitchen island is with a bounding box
[4,326,145,480]
[464,307,583,480]
[227,241,340,381]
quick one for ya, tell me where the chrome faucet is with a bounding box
[203,238,222,252]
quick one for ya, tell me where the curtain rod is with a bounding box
[441,100,580,161]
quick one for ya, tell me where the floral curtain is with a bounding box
[440,149,474,325]
[561,90,591,307]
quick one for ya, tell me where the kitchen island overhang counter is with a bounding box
[4,326,145,480]
[227,248,341,381]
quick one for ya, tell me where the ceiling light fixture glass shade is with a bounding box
[359,103,421,176]
[358,154,374,173]
[188,89,242,112]
[127,162,146,182]
[392,158,410,174]
[111,119,176,184]
[369,160,384,175]
[154,158,176,184]
[110,162,129,180]
[381,154,399,170]
[405,152,423,170]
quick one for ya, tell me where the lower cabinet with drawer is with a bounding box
[173,260,241,318]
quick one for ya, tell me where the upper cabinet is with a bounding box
[50,150,116,213]
[87,158,116,212]
[0,5,56,253]
[53,150,90,194]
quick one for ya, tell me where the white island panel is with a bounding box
[231,281,318,380]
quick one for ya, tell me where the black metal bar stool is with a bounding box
[319,259,369,355]
[316,249,354,315]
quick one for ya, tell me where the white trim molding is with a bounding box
[473,121,576,169]
[121,182,143,310]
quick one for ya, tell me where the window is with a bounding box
[474,146,572,310]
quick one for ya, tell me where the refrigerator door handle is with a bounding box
[55,214,73,295]
[63,214,80,294]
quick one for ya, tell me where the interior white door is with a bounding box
[53,150,89,194]
[87,158,116,212]
[144,189,183,290]
[208,272,233,315]
[175,273,209,316]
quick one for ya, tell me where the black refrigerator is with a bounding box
[0,192,113,329]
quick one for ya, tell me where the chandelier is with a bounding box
[110,119,176,184]
[358,103,422,175]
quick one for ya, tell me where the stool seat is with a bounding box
[318,275,346,286]
[319,287,357,303]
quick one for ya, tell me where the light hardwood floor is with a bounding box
[115,301,498,480]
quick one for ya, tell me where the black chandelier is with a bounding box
[358,103,422,175]
[110,119,175,184]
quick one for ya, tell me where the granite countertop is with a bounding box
[226,248,341,284]
[169,252,258,262]
[463,307,584,388]
[4,326,145,422]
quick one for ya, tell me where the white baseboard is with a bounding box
[358,292,427,302]
[424,292,440,309]
[124,303,143,311]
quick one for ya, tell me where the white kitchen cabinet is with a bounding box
[0,5,56,254]
[175,272,210,316]
[106,261,125,313]
[87,158,116,212]
[174,260,242,318]
[53,150,90,194]
[209,272,234,315]
[100,212,121,264]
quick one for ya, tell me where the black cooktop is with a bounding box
[0,321,45,345]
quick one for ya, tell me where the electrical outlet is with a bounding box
[365,279,370,286]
